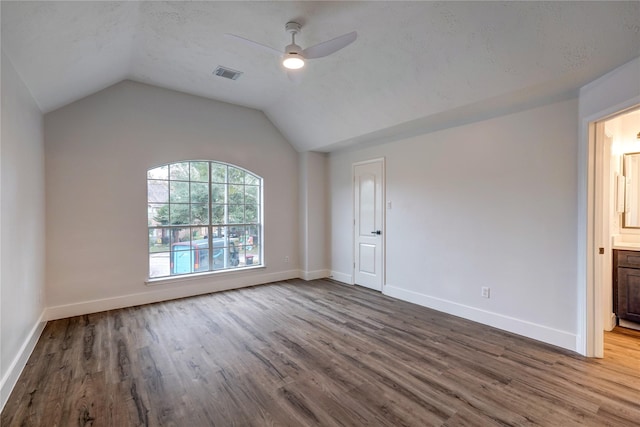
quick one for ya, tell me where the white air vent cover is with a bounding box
[213,66,243,80]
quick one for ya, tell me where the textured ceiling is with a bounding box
[2,1,639,152]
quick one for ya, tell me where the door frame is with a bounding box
[583,99,640,357]
[590,120,607,359]
[352,158,386,290]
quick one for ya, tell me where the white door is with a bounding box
[353,159,384,291]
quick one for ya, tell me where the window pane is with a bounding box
[149,252,170,278]
[228,185,244,204]
[245,185,259,204]
[211,230,228,270]
[211,184,225,204]
[194,246,209,272]
[245,205,258,223]
[230,226,245,241]
[171,248,193,275]
[228,226,242,239]
[170,204,190,225]
[211,163,227,183]
[212,244,226,270]
[148,203,169,226]
[234,227,247,261]
[212,225,227,239]
[191,204,209,225]
[245,173,259,185]
[170,181,189,203]
[149,228,170,253]
[247,225,260,246]
[191,226,209,272]
[191,226,208,240]
[212,204,225,224]
[191,182,209,203]
[190,162,209,182]
[228,167,245,184]
[228,238,241,268]
[148,165,168,180]
[148,180,169,203]
[228,205,244,224]
[170,162,190,181]
[243,244,260,266]
[170,228,191,246]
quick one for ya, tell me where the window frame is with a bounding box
[147,160,263,281]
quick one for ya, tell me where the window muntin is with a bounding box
[147,161,262,279]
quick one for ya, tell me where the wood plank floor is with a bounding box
[2,279,639,426]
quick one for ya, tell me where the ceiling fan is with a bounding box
[224,22,357,81]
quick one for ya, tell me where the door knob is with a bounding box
[370,230,381,235]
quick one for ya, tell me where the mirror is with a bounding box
[623,152,640,228]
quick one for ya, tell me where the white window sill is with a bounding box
[145,264,266,286]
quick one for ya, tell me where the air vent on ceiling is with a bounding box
[213,66,243,80]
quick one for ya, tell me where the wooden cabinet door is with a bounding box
[617,267,640,323]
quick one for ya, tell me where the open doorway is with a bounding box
[592,106,640,357]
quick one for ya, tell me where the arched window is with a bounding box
[147,161,262,279]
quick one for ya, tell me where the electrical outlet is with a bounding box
[481,287,490,298]
[284,256,289,263]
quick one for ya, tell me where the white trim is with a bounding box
[384,285,578,352]
[352,158,386,167]
[606,313,617,331]
[45,269,299,320]
[1,312,47,411]
[576,115,589,356]
[592,121,605,358]
[146,265,266,286]
[299,269,331,281]
[330,270,353,285]
[619,319,640,331]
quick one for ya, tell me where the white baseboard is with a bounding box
[299,269,331,281]
[619,319,640,331]
[384,285,578,352]
[45,269,300,320]
[605,312,617,331]
[1,311,47,411]
[329,270,353,285]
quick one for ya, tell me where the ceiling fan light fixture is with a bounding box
[283,42,305,69]
[283,53,305,69]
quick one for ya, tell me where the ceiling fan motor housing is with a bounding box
[285,43,303,56]
[285,21,302,35]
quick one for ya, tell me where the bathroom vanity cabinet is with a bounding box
[613,250,640,324]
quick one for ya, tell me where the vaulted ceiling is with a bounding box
[2,1,639,152]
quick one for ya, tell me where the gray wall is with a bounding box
[329,98,579,350]
[1,51,46,406]
[44,81,299,317]
[299,151,329,279]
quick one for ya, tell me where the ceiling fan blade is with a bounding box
[224,33,282,56]
[287,69,303,84]
[302,31,357,59]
